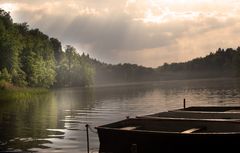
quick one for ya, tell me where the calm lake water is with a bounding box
[1,78,240,153]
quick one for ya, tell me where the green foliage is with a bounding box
[11,68,27,87]
[27,54,56,88]
[0,9,12,28]
[50,38,62,63]
[55,46,95,87]
[0,68,12,82]
[0,22,23,72]
[0,8,95,88]
[90,59,155,84]
[0,87,48,101]
[81,62,95,86]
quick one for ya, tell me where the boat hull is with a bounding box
[97,128,240,153]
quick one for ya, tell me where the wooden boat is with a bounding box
[96,118,240,153]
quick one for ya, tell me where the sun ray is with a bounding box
[0,3,17,12]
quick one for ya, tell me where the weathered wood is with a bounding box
[181,128,202,134]
[85,124,90,153]
[140,107,240,120]
[120,126,138,130]
[97,106,240,153]
[97,117,240,153]
[225,109,240,112]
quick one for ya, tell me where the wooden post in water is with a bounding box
[85,124,90,153]
[183,98,186,109]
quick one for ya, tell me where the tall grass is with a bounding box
[0,80,49,102]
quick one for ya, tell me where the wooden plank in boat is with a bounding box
[120,126,137,130]
[181,128,202,134]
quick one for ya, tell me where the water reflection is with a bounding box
[0,93,58,152]
[1,78,240,152]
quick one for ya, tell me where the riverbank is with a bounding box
[0,81,48,101]
[0,88,49,102]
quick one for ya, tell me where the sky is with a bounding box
[0,0,240,67]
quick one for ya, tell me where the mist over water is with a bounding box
[1,78,240,153]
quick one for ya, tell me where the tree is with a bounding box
[0,10,25,86]
[0,8,96,88]
[50,38,62,63]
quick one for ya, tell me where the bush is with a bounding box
[0,68,12,82]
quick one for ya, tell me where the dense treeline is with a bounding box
[90,60,156,84]
[157,48,240,79]
[91,47,240,84]
[91,48,240,83]
[0,9,94,88]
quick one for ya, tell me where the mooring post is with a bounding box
[85,124,90,153]
[183,98,186,109]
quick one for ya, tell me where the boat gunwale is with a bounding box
[173,110,240,114]
[139,111,240,120]
[141,106,240,118]
[136,116,240,122]
[96,126,240,135]
[96,118,240,135]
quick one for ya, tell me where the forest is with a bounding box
[0,9,94,88]
[93,47,240,83]
[1,8,240,89]
[157,48,240,80]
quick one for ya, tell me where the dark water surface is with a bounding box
[1,78,240,153]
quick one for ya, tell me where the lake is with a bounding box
[1,78,240,153]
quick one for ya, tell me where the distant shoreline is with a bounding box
[1,77,239,102]
[90,77,240,88]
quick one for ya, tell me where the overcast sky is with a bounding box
[0,0,240,67]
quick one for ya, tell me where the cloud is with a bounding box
[0,0,240,67]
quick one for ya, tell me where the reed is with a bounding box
[0,82,48,102]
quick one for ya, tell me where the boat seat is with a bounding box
[181,127,203,134]
[120,126,138,130]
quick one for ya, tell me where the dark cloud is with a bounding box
[1,0,240,67]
